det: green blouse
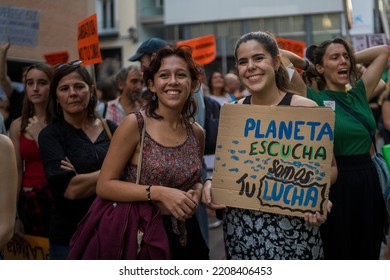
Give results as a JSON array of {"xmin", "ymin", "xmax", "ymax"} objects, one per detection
[{"xmin": 307, "ymin": 79, "xmax": 375, "ymax": 156}]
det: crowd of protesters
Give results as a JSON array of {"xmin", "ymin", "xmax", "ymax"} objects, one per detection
[{"xmin": 0, "ymin": 30, "xmax": 390, "ymax": 260}]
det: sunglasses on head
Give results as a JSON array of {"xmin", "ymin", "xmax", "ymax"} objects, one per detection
[{"xmin": 55, "ymin": 60, "xmax": 84, "ymax": 69}]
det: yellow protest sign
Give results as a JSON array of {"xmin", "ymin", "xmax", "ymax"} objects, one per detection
[
  {"xmin": 4, "ymin": 235, "xmax": 49, "ymax": 260},
  {"xmin": 212, "ymin": 104, "xmax": 335, "ymax": 218},
  {"xmin": 77, "ymin": 14, "xmax": 102, "ymax": 65}
]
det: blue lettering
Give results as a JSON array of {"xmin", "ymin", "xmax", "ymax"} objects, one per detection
[
  {"xmin": 306, "ymin": 121, "xmax": 321, "ymax": 141},
  {"xmin": 263, "ymin": 180, "xmax": 272, "ymax": 201},
  {"xmin": 317, "ymin": 123, "xmax": 334, "ymax": 141},
  {"xmin": 291, "ymin": 187, "xmax": 305, "ymax": 206},
  {"xmin": 265, "ymin": 120, "xmax": 277, "ymax": 138},
  {"xmin": 271, "ymin": 181, "xmax": 284, "ymax": 201},
  {"xmin": 293, "ymin": 121, "xmax": 305, "ymax": 140},
  {"xmin": 244, "ymin": 118, "xmax": 256, "ymax": 137},
  {"xmin": 254, "ymin": 120, "xmax": 264, "ymax": 138},
  {"xmin": 304, "ymin": 187, "xmax": 318, "ymax": 207},
  {"xmin": 283, "ymin": 184, "xmax": 294, "ymax": 205},
  {"xmin": 278, "ymin": 121, "xmax": 293, "ymax": 140}
]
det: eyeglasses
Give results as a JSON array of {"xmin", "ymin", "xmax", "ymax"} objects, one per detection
[{"xmin": 55, "ymin": 60, "xmax": 84, "ymax": 69}]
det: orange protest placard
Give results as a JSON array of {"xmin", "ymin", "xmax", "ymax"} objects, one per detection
[
  {"xmin": 176, "ymin": 34, "xmax": 216, "ymax": 65},
  {"xmin": 77, "ymin": 14, "xmax": 102, "ymax": 66},
  {"xmin": 276, "ymin": 37, "xmax": 306, "ymax": 58},
  {"xmin": 44, "ymin": 51, "xmax": 69, "ymax": 65}
]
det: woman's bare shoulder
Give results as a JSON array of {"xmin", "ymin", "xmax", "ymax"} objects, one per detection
[
  {"xmin": 0, "ymin": 134, "xmax": 14, "ymax": 155},
  {"xmin": 191, "ymin": 121, "xmax": 205, "ymax": 138},
  {"xmin": 290, "ymin": 94, "xmax": 318, "ymax": 107}
]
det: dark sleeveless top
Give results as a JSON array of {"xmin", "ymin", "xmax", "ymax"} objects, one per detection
[{"xmin": 241, "ymin": 92, "xmax": 293, "ymax": 105}]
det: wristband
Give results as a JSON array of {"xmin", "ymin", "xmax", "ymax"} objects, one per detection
[
  {"xmin": 146, "ymin": 185, "xmax": 152, "ymax": 201},
  {"xmin": 204, "ymin": 178, "xmax": 212, "ymax": 183}
]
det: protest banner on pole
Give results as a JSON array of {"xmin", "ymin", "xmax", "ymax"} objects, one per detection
[
  {"xmin": 77, "ymin": 14, "xmax": 102, "ymax": 65},
  {"xmin": 176, "ymin": 34, "xmax": 216, "ymax": 65}
]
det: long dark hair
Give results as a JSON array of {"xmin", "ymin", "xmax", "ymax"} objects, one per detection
[
  {"xmin": 143, "ymin": 45, "xmax": 200, "ymax": 120},
  {"xmin": 234, "ymin": 31, "xmax": 291, "ymax": 93},
  {"xmin": 20, "ymin": 63, "xmax": 55, "ymax": 132},
  {"xmin": 310, "ymin": 37, "xmax": 359, "ymax": 90},
  {"xmin": 48, "ymin": 63, "xmax": 97, "ymax": 121},
  {"xmin": 207, "ymin": 71, "xmax": 224, "ymax": 96}
]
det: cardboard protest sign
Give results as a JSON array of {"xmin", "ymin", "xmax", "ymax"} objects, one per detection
[
  {"xmin": 77, "ymin": 13, "xmax": 102, "ymax": 65},
  {"xmin": 176, "ymin": 34, "xmax": 216, "ymax": 65},
  {"xmin": 44, "ymin": 50, "xmax": 69, "ymax": 65},
  {"xmin": 4, "ymin": 235, "xmax": 49, "ymax": 260},
  {"xmin": 276, "ymin": 37, "xmax": 306, "ymax": 58},
  {"xmin": 212, "ymin": 104, "xmax": 335, "ymax": 218}
]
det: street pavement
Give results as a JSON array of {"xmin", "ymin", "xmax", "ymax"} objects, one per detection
[{"xmin": 208, "ymin": 211, "xmax": 225, "ymax": 260}]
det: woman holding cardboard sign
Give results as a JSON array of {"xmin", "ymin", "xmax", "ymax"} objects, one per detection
[
  {"xmin": 203, "ymin": 31, "xmax": 336, "ymax": 260},
  {"xmin": 281, "ymin": 39, "xmax": 388, "ymax": 259}
]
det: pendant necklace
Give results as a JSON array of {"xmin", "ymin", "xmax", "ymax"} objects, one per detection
[{"xmin": 173, "ymin": 118, "xmax": 183, "ymax": 144}]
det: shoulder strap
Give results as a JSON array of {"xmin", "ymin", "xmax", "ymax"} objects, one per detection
[
  {"xmin": 102, "ymin": 119, "xmax": 112, "ymax": 140},
  {"xmin": 243, "ymin": 95, "xmax": 251, "ymax": 104},
  {"xmin": 102, "ymin": 102, "xmax": 108, "ymax": 118},
  {"xmin": 278, "ymin": 92, "xmax": 293, "ymax": 106},
  {"xmin": 334, "ymin": 97, "xmax": 377, "ymax": 153},
  {"xmin": 136, "ymin": 115, "xmax": 146, "ymax": 185}
]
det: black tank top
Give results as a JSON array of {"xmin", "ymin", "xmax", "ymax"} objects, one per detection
[{"xmin": 241, "ymin": 92, "xmax": 293, "ymax": 105}]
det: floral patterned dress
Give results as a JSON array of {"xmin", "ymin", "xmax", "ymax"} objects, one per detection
[
  {"xmin": 223, "ymin": 94, "xmax": 324, "ymax": 260},
  {"xmin": 224, "ymin": 209, "xmax": 323, "ymax": 259},
  {"xmin": 125, "ymin": 112, "xmax": 209, "ymax": 259}
]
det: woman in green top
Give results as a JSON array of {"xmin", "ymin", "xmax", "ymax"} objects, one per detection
[{"xmin": 282, "ymin": 38, "xmax": 388, "ymax": 259}]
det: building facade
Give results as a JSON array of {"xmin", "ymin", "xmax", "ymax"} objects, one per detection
[
  {"xmin": 1, "ymin": 0, "xmax": 388, "ymax": 81},
  {"xmin": 1, "ymin": 0, "xmax": 138, "ymax": 82}
]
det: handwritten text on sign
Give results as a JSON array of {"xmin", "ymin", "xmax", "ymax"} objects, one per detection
[
  {"xmin": 0, "ymin": 6, "xmax": 40, "ymax": 47},
  {"xmin": 176, "ymin": 34, "xmax": 216, "ymax": 65},
  {"xmin": 211, "ymin": 104, "xmax": 335, "ymax": 218},
  {"xmin": 77, "ymin": 14, "xmax": 102, "ymax": 65},
  {"xmin": 4, "ymin": 235, "xmax": 49, "ymax": 260}
]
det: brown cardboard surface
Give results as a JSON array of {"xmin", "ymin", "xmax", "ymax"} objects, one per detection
[
  {"xmin": 212, "ymin": 104, "xmax": 335, "ymax": 218},
  {"xmin": 4, "ymin": 235, "xmax": 49, "ymax": 260}
]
